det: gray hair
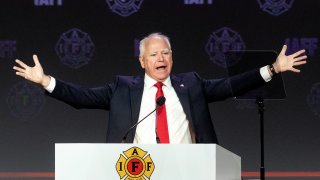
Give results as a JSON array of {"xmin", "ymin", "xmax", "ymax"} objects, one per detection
[{"xmin": 139, "ymin": 32, "xmax": 171, "ymax": 57}]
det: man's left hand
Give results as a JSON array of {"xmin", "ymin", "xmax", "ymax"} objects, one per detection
[{"xmin": 273, "ymin": 45, "xmax": 307, "ymax": 73}]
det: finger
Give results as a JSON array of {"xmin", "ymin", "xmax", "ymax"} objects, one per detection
[
  {"xmin": 293, "ymin": 61, "xmax": 307, "ymax": 66},
  {"xmin": 291, "ymin": 49, "xmax": 306, "ymax": 57},
  {"xmin": 16, "ymin": 71, "xmax": 31, "ymax": 80},
  {"xmin": 15, "ymin": 71, "xmax": 26, "ymax": 78},
  {"xmin": 280, "ymin": 45, "xmax": 287, "ymax": 55},
  {"xmin": 15, "ymin": 59, "xmax": 28, "ymax": 69},
  {"xmin": 291, "ymin": 68, "xmax": 301, "ymax": 73},
  {"xmin": 13, "ymin": 66, "xmax": 25, "ymax": 73},
  {"xmin": 33, "ymin": 54, "xmax": 40, "ymax": 66},
  {"xmin": 294, "ymin": 55, "xmax": 307, "ymax": 61}
]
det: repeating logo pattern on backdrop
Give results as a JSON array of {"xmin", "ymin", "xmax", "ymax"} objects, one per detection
[
  {"xmin": 7, "ymin": 81, "xmax": 45, "ymax": 119},
  {"xmin": 55, "ymin": 28, "xmax": 95, "ymax": 69},
  {"xmin": 34, "ymin": 0, "xmax": 63, "ymax": 6},
  {"xmin": 205, "ymin": 27, "xmax": 246, "ymax": 68},
  {"xmin": 106, "ymin": 0, "xmax": 144, "ymax": 17},
  {"xmin": 184, "ymin": 0, "xmax": 213, "ymax": 5},
  {"xmin": 285, "ymin": 38, "xmax": 318, "ymax": 57},
  {"xmin": 0, "ymin": 40, "xmax": 16, "ymax": 61},
  {"xmin": 134, "ymin": 38, "xmax": 140, "ymax": 57},
  {"xmin": 257, "ymin": 0, "xmax": 294, "ymax": 16},
  {"xmin": 307, "ymin": 82, "xmax": 320, "ymax": 117},
  {"xmin": 116, "ymin": 147, "xmax": 155, "ymax": 180}
]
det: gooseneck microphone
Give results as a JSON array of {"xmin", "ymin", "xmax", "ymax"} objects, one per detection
[{"xmin": 121, "ymin": 96, "xmax": 166, "ymax": 143}]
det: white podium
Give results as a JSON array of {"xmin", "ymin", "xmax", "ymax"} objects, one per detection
[{"xmin": 55, "ymin": 144, "xmax": 241, "ymax": 180}]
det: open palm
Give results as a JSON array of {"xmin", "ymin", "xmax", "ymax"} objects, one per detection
[
  {"xmin": 274, "ymin": 45, "xmax": 307, "ymax": 73},
  {"xmin": 13, "ymin": 55, "xmax": 50, "ymax": 87}
]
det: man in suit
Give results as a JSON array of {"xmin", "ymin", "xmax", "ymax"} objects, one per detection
[{"xmin": 13, "ymin": 33, "xmax": 307, "ymax": 144}]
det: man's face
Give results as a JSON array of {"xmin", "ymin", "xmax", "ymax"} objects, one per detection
[{"xmin": 139, "ymin": 36, "xmax": 173, "ymax": 82}]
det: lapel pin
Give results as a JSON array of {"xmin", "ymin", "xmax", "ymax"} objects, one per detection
[{"xmin": 180, "ymin": 84, "xmax": 184, "ymax": 87}]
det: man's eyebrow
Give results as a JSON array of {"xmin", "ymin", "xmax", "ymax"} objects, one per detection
[{"xmin": 149, "ymin": 49, "xmax": 170, "ymax": 53}]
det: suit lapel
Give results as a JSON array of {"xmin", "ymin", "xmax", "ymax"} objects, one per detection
[
  {"xmin": 171, "ymin": 74, "xmax": 192, "ymax": 122},
  {"xmin": 128, "ymin": 75, "xmax": 144, "ymax": 141}
]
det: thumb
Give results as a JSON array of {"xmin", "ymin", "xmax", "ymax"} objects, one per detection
[
  {"xmin": 280, "ymin": 45, "xmax": 287, "ymax": 55},
  {"xmin": 33, "ymin": 54, "xmax": 41, "ymax": 66}
]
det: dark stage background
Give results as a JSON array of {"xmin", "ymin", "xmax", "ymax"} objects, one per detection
[{"xmin": 1, "ymin": 0, "xmax": 320, "ymax": 179}]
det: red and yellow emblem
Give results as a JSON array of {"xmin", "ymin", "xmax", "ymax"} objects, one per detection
[{"xmin": 116, "ymin": 147, "xmax": 155, "ymax": 180}]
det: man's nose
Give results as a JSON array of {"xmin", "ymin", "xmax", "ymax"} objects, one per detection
[{"xmin": 158, "ymin": 54, "xmax": 164, "ymax": 61}]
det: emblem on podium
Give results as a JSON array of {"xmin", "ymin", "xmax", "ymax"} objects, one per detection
[{"xmin": 116, "ymin": 146, "xmax": 155, "ymax": 180}]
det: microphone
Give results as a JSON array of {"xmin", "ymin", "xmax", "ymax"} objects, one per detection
[{"xmin": 121, "ymin": 96, "xmax": 166, "ymax": 143}]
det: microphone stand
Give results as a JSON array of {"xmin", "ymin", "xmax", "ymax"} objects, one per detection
[
  {"xmin": 121, "ymin": 108, "xmax": 157, "ymax": 143},
  {"xmin": 256, "ymin": 97, "xmax": 265, "ymax": 180},
  {"xmin": 121, "ymin": 96, "xmax": 166, "ymax": 143}
]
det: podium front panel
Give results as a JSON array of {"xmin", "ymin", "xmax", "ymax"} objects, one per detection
[{"xmin": 55, "ymin": 144, "xmax": 241, "ymax": 180}]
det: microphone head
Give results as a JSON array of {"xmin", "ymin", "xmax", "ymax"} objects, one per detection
[{"xmin": 156, "ymin": 96, "xmax": 166, "ymax": 106}]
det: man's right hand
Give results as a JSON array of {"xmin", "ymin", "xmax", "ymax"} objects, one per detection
[{"xmin": 13, "ymin": 54, "xmax": 51, "ymax": 88}]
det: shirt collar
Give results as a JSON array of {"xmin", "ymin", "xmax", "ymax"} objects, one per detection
[{"xmin": 144, "ymin": 73, "xmax": 172, "ymax": 90}]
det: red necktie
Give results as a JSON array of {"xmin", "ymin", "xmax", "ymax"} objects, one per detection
[{"xmin": 154, "ymin": 82, "xmax": 170, "ymax": 143}]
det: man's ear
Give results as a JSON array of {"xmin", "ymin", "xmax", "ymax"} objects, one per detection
[{"xmin": 139, "ymin": 56, "xmax": 145, "ymax": 69}]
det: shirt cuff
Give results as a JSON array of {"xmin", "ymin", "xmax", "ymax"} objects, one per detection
[
  {"xmin": 44, "ymin": 76, "xmax": 56, "ymax": 93},
  {"xmin": 260, "ymin": 66, "xmax": 272, "ymax": 82}
]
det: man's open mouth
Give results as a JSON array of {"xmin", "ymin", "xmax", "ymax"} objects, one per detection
[{"xmin": 156, "ymin": 66, "xmax": 166, "ymax": 70}]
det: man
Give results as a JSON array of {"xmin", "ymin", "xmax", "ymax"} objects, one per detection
[{"xmin": 13, "ymin": 33, "xmax": 307, "ymax": 144}]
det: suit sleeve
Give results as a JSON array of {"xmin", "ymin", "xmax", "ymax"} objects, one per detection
[
  {"xmin": 200, "ymin": 68, "xmax": 266, "ymax": 102},
  {"xmin": 46, "ymin": 78, "xmax": 118, "ymax": 110}
]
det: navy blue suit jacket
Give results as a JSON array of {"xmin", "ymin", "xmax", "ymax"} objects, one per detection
[{"xmin": 48, "ymin": 69, "xmax": 265, "ymax": 143}]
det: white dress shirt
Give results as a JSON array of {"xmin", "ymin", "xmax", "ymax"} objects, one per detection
[{"xmin": 133, "ymin": 74, "xmax": 192, "ymax": 144}]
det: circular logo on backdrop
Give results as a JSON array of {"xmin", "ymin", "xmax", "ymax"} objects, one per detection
[
  {"xmin": 116, "ymin": 146, "xmax": 155, "ymax": 180},
  {"xmin": 6, "ymin": 81, "xmax": 45, "ymax": 119},
  {"xmin": 55, "ymin": 28, "xmax": 95, "ymax": 69},
  {"xmin": 205, "ymin": 27, "xmax": 246, "ymax": 68},
  {"xmin": 257, "ymin": 0, "xmax": 294, "ymax": 16},
  {"xmin": 307, "ymin": 82, "xmax": 320, "ymax": 117},
  {"xmin": 106, "ymin": 0, "xmax": 144, "ymax": 17}
]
